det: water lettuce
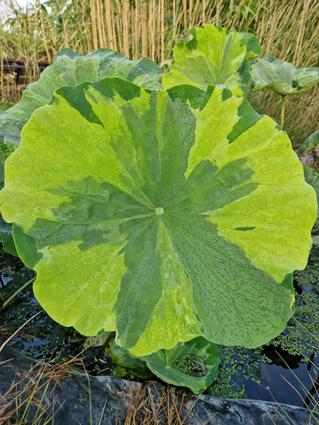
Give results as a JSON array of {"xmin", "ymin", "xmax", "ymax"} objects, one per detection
[
  {"xmin": 250, "ymin": 56, "xmax": 319, "ymax": 96},
  {"xmin": 0, "ymin": 78, "xmax": 315, "ymax": 358},
  {"xmin": 162, "ymin": 24, "xmax": 261, "ymax": 97}
]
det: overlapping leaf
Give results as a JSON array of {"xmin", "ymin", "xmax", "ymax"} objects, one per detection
[
  {"xmin": 0, "ymin": 103, "xmax": 14, "ymax": 115},
  {"xmin": 0, "ymin": 181, "xmax": 17, "ymax": 256},
  {"xmin": 297, "ymin": 130, "xmax": 319, "ymax": 155},
  {"xmin": 0, "ymin": 48, "xmax": 162, "ymax": 171},
  {"xmin": 251, "ymin": 55, "xmax": 319, "ymax": 96},
  {"xmin": 109, "ymin": 340, "xmax": 153, "ymax": 379},
  {"xmin": 303, "ymin": 166, "xmax": 319, "ymax": 216},
  {"xmin": 0, "ymin": 78, "xmax": 316, "ymax": 356},
  {"xmin": 162, "ymin": 24, "xmax": 261, "ymax": 97}
]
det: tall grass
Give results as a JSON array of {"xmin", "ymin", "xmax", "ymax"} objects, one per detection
[
  {"xmin": 1, "ymin": 0, "xmax": 319, "ymax": 142},
  {"xmin": 2, "ymin": 0, "xmax": 319, "ymax": 66}
]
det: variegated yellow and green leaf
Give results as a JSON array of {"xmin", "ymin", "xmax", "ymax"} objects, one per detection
[
  {"xmin": 251, "ymin": 55, "xmax": 319, "ymax": 96},
  {"xmin": 0, "ymin": 79, "xmax": 316, "ymax": 356},
  {"xmin": 0, "ymin": 48, "xmax": 162, "ymax": 184},
  {"xmin": 0, "ymin": 49, "xmax": 162, "ymax": 255},
  {"xmin": 162, "ymin": 24, "xmax": 261, "ymax": 97}
]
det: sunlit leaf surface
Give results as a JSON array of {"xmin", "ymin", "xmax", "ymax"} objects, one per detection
[
  {"xmin": 0, "ymin": 79, "xmax": 315, "ymax": 356},
  {"xmin": 0, "ymin": 48, "xmax": 162, "ymax": 181},
  {"xmin": 163, "ymin": 24, "xmax": 261, "ymax": 97}
]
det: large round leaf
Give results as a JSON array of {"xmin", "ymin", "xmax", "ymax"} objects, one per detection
[
  {"xmin": 162, "ymin": 24, "xmax": 261, "ymax": 97},
  {"xmin": 251, "ymin": 55, "xmax": 319, "ymax": 96},
  {"xmin": 0, "ymin": 78, "xmax": 316, "ymax": 356}
]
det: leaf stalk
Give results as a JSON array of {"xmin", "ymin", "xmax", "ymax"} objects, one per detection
[
  {"xmin": 281, "ymin": 95, "xmax": 286, "ymax": 129},
  {"xmin": 2, "ymin": 277, "xmax": 35, "ymax": 310}
]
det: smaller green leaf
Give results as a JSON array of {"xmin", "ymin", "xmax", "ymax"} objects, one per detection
[
  {"xmin": 303, "ymin": 166, "xmax": 319, "ymax": 217},
  {"xmin": 251, "ymin": 56, "xmax": 319, "ymax": 96},
  {"xmin": 0, "ymin": 214, "xmax": 17, "ymax": 256},
  {"xmin": 109, "ymin": 341, "xmax": 153, "ymax": 379},
  {"xmin": 0, "ymin": 102, "xmax": 14, "ymax": 115},
  {"xmin": 297, "ymin": 130, "xmax": 319, "ymax": 155},
  {"xmin": 140, "ymin": 337, "xmax": 220, "ymax": 394}
]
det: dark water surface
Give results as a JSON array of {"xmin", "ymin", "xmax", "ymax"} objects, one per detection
[{"xmin": 1, "ymin": 245, "xmax": 319, "ymax": 408}]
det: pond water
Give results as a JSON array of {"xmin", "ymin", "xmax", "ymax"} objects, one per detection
[{"xmin": 1, "ymin": 244, "xmax": 318, "ymax": 409}]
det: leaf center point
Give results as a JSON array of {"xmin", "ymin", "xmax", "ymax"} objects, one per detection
[{"xmin": 155, "ymin": 207, "xmax": 164, "ymax": 216}]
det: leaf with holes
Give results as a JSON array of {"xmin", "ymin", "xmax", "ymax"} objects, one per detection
[
  {"xmin": 0, "ymin": 78, "xmax": 316, "ymax": 357},
  {"xmin": 162, "ymin": 24, "xmax": 261, "ymax": 97}
]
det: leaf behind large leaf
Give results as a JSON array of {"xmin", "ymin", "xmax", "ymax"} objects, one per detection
[
  {"xmin": 162, "ymin": 24, "xmax": 261, "ymax": 97},
  {"xmin": 251, "ymin": 55, "xmax": 319, "ymax": 95}
]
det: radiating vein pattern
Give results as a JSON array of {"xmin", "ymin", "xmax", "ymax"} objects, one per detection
[{"xmin": 0, "ymin": 78, "xmax": 316, "ymax": 356}]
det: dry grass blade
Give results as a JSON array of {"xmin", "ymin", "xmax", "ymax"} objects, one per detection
[
  {"xmin": 0, "ymin": 310, "xmax": 43, "ymax": 354},
  {"xmin": 0, "ymin": 348, "xmax": 81, "ymax": 424},
  {"xmin": 1, "ymin": 0, "xmax": 319, "ymax": 144}
]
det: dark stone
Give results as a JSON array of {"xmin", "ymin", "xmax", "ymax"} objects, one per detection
[{"xmin": 1, "ymin": 340, "xmax": 319, "ymax": 424}]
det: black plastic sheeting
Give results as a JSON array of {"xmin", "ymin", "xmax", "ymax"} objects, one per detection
[{"xmin": 1, "ymin": 340, "xmax": 318, "ymax": 424}]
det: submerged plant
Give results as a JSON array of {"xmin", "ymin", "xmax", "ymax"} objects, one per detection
[
  {"xmin": 162, "ymin": 24, "xmax": 261, "ymax": 97},
  {"xmin": 250, "ymin": 56, "xmax": 319, "ymax": 128}
]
